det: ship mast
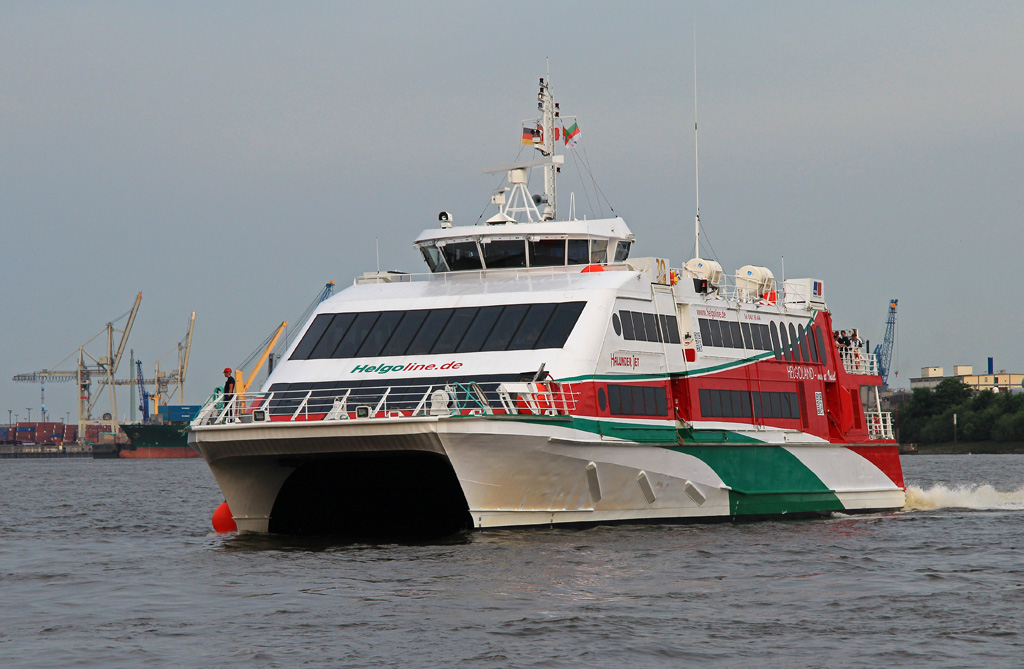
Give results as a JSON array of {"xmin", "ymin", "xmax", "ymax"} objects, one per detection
[{"xmin": 537, "ymin": 74, "xmax": 558, "ymax": 220}]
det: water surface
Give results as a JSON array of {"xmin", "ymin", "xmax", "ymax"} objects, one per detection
[{"xmin": 1, "ymin": 456, "xmax": 1022, "ymax": 667}]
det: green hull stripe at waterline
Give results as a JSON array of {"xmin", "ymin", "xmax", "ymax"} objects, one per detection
[
  {"xmin": 673, "ymin": 445, "xmax": 844, "ymax": 516},
  {"xmin": 487, "ymin": 413, "xmax": 771, "ymax": 445},
  {"xmin": 479, "ymin": 415, "xmax": 848, "ymax": 516}
]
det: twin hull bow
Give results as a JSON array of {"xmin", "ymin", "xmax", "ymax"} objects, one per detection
[{"xmin": 191, "ymin": 412, "xmax": 903, "ymax": 535}]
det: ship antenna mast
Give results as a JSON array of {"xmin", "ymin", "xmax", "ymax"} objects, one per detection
[
  {"xmin": 693, "ymin": 18, "xmax": 701, "ymax": 260},
  {"xmin": 539, "ymin": 64, "xmax": 557, "ymax": 220}
]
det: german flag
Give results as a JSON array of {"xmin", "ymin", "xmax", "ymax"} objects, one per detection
[{"xmin": 522, "ymin": 126, "xmax": 537, "ymax": 145}]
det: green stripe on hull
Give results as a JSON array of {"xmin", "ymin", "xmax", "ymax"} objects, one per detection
[
  {"xmin": 672, "ymin": 445, "xmax": 845, "ymax": 516},
  {"xmin": 485, "ymin": 414, "xmax": 846, "ymax": 516},
  {"xmin": 680, "ymin": 429, "xmax": 764, "ymax": 444},
  {"xmin": 509, "ymin": 415, "xmax": 678, "ymax": 443},
  {"xmin": 487, "ymin": 414, "xmax": 768, "ymax": 445}
]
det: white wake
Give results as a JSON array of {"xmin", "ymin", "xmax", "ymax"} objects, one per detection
[{"xmin": 904, "ymin": 483, "xmax": 1024, "ymax": 511}]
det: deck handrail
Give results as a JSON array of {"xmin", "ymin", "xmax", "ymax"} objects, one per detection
[{"xmin": 191, "ymin": 380, "xmax": 580, "ymax": 426}]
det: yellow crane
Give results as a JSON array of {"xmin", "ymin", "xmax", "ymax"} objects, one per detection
[{"xmin": 235, "ymin": 321, "xmax": 288, "ymax": 394}]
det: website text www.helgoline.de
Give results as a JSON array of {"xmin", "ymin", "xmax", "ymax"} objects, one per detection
[{"xmin": 351, "ymin": 361, "xmax": 464, "ymax": 374}]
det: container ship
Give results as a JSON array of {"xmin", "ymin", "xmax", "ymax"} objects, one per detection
[
  {"xmin": 120, "ymin": 405, "xmax": 202, "ymax": 458},
  {"xmin": 188, "ymin": 75, "xmax": 905, "ymax": 536}
]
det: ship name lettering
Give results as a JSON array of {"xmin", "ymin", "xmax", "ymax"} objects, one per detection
[
  {"xmin": 610, "ymin": 353, "xmax": 640, "ymax": 369},
  {"xmin": 787, "ymin": 365, "xmax": 817, "ymax": 380},
  {"xmin": 351, "ymin": 361, "xmax": 463, "ymax": 374}
]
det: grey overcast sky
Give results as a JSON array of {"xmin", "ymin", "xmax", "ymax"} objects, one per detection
[{"xmin": 2, "ymin": 1, "xmax": 1023, "ymax": 422}]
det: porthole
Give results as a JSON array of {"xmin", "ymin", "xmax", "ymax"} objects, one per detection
[
  {"xmin": 598, "ymin": 387, "xmax": 607, "ymax": 411},
  {"xmin": 612, "ymin": 313, "xmax": 621, "ymax": 336}
]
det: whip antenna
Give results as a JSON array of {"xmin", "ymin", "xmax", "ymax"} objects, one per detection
[{"xmin": 693, "ymin": 16, "xmax": 701, "ymax": 260}]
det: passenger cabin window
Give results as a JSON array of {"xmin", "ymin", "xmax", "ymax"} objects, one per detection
[
  {"xmin": 590, "ymin": 239, "xmax": 608, "ymax": 264},
  {"xmin": 291, "ymin": 302, "xmax": 586, "ymax": 360},
  {"xmin": 699, "ymin": 389, "xmax": 800, "ymax": 420},
  {"xmin": 607, "ymin": 384, "xmax": 668, "ymax": 417},
  {"xmin": 481, "ymin": 239, "xmax": 527, "ymax": 268},
  {"xmin": 618, "ymin": 310, "xmax": 680, "ymax": 344},
  {"xmin": 441, "ymin": 242, "xmax": 483, "ymax": 271},
  {"xmin": 697, "ymin": 318, "xmax": 774, "ymax": 354}
]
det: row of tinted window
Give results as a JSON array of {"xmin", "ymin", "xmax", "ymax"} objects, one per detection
[
  {"xmin": 613, "ymin": 311, "xmax": 681, "ymax": 344},
  {"xmin": 772, "ymin": 323, "xmax": 829, "ymax": 365},
  {"xmin": 698, "ymin": 319, "xmax": 772, "ymax": 352},
  {"xmin": 290, "ymin": 302, "xmax": 586, "ymax": 360},
  {"xmin": 266, "ymin": 375, "xmax": 519, "ymax": 416},
  {"xmin": 421, "ymin": 238, "xmax": 632, "ymax": 272},
  {"xmin": 699, "ymin": 318, "xmax": 829, "ymax": 366},
  {"xmin": 699, "ymin": 389, "xmax": 801, "ymax": 420},
  {"xmin": 596, "ymin": 384, "xmax": 669, "ymax": 417}
]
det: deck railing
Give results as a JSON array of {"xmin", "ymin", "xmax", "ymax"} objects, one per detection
[
  {"xmin": 840, "ymin": 350, "xmax": 878, "ymax": 376},
  {"xmin": 865, "ymin": 410, "xmax": 895, "ymax": 440},
  {"xmin": 192, "ymin": 380, "xmax": 580, "ymax": 427}
]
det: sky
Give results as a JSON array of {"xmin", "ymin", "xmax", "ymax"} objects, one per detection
[{"xmin": 2, "ymin": 1, "xmax": 1023, "ymax": 423}]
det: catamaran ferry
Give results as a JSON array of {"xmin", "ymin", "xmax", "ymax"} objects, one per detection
[{"xmin": 189, "ymin": 76, "xmax": 905, "ymax": 535}]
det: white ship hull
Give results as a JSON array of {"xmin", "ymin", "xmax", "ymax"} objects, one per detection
[{"xmin": 190, "ymin": 414, "xmax": 903, "ymax": 534}]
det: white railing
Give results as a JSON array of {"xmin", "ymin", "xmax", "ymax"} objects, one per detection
[
  {"xmin": 865, "ymin": 411, "xmax": 894, "ymax": 440},
  {"xmin": 841, "ymin": 350, "xmax": 879, "ymax": 376},
  {"xmin": 192, "ymin": 380, "xmax": 580, "ymax": 427}
]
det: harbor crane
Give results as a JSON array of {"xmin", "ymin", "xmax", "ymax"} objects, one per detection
[
  {"xmin": 264, "ymin": 280, "xmax": 336, "ymax": 378},
  {"xmin": 872, "ymin": 298, "xmax": 899, "ymax": 387},
  {"xmin": 147, "ymin": 311, "xmax": 196, "ymax": 409},
  {"xmin": 136, "ymin": 359, "xmax": 152, "ymax": 423},
  {"xmin": 12, "ymin": 292, "xmax": 142, "ymax": 442},
  {"xmin": 235, "ymin": 321, "xmax": 288, "ymax": 395}
]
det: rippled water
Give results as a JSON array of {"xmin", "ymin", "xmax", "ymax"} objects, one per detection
[{"xmin": 1, "ymin": 456, "xmax": 1022, "ymax": 667}]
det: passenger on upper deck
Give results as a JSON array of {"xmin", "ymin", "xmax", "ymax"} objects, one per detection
[
  {"xmin": 849, "ymin": 329, "xmax": 863, "ymax": 370},
  {"xmin": 222, "ymin": 368, "xmax": 235, "ymax": 417}
]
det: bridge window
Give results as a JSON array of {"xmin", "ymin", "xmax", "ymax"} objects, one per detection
[
  {"xmin": 420, "ymin": 245, "xmax": 448, "ymax": 273},
  {"xmin": 529, "ymin": 239, "xmax": 566, "ymax": 267},
  {"xmin": 614, "ymin": 241, "xmax": 632, "ymax": 262},
  {"xmin": 481, "ymin": 240, "xmax": 527, "ymax": 269},
  {"xmin": 567, "ymin": 239, "xmax": 590, "ymax": 265},
  {"xmin": 441, "ymin": 242, "xmax": 483, "ymax": 271}
]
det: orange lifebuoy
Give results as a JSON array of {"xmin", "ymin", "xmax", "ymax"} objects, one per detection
[
  {"xmin": 535, "ymin": 383, "xmax": 553, "ymax": 411},
  {"xmin": 581, "ymin": 264, "xmax": 604, "ymax": 273}
]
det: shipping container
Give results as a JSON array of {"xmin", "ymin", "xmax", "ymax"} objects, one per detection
[{"xmin": 159, "ymin": 405, "xmax": 202, "ymax": 422}]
